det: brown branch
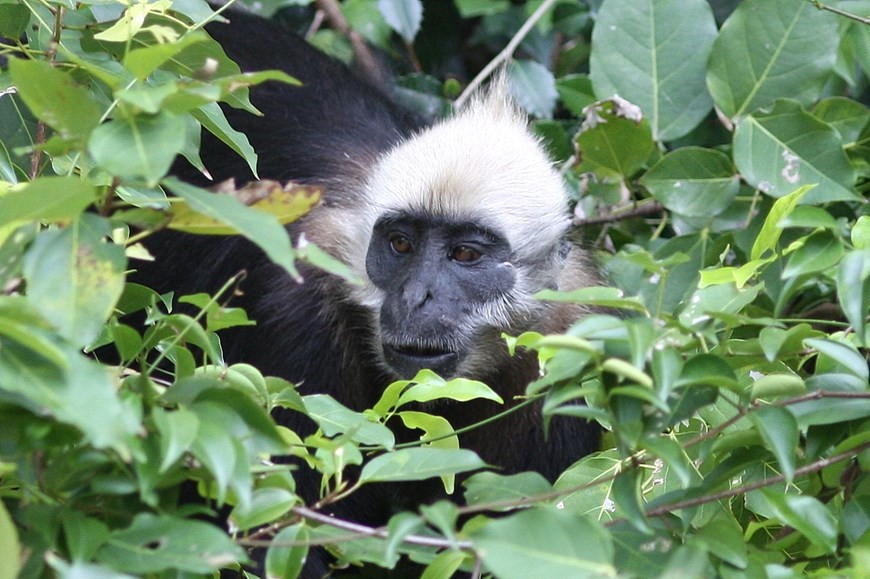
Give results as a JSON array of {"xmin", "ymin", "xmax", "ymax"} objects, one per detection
[
  {"xmin": 29, "ymin": 5, "xmax": 64, "ymax": 180},
  {"xmin": 572, "ymin": 201, "xmax": 664, "ymax": 227},
  {"xmin": 241, "ymin": 505, "xmax": 475, "ymax": 551},
  {"xmin": 644, "ymin": 440, "xmax": 870, "ymax": 519},
  {"xmin": 454, "ymin": 0, "xmax": 559, "ymax": 108}
]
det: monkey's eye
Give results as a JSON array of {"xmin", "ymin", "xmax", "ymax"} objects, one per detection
[
  {"xmin": 389, "ymin": 234, "xmax": 414, "ymax": 255},
  {"xmin": 450, "ymin": 245, "xmax": 481, "ymax": 263}
]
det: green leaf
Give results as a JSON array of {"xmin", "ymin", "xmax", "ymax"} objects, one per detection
[
  {"xmin": 192, "ymin": 102, "xmax": 258, "ymax": 177},
  {"xmin": 304, "ymin": 394, "xmax": 395, "ymax": 448},
  {"xmin": 611, "ymin": 470, "xmax": 651, "ymax": 533},
  {"xmin": 749, "ymin": 373, "xmax": 806, "ymax": 400},
  {"xmin": 575, "ymin": 97, "xmax": 655, "ymax": 180},
  {"xmin": 508, "ymin": 59, "xmax": 557, "ymax": 119},
  {"xmin": 472, "ymin": 508, "xmax": 614, "ymax": 578},
  {"xmin": 421, "ymin": 550, "xmax": 468, "ymax": 579},
  {"xmin": 89, "ymin": 112, "xmax": 187, "ymax": 184},
  {"xmin": 359, "ymin": 448, "xmax": 485, "ymax": 483},
  {"xmin": 805, "ymin": 338, "xmax": 869, "ymax": 381},
  {"xmin": 758, "ymin": 491, "xmax": 838, "ymax": 553},
  {"xmin": 758, "ymin": 323, "xmax": 820, "ymax": 362},
  {"xmin": 454, "ymin": 0, "xmax": 509, "ymax": 18},
  {"xmin": 659, "ymin": 544, "xmax": 709, "ymax": 579},
  {"xmin": 62, "ymin": 512, "xmax": 111, "ymax": 562},
  {"xmin": 843, "ymin": 496, "xmax": 870, "ymax": 545},
  {"xmin": 790, "ymin": 394, "xmax": 870, "ymax": 427},
  {"xmin": 556, "ymin": 74, "xmax": 596, "ymax": 116},
  {"xmin": 836, "ymin": 250, "xmax": 870, "ymax": 346},
  {"xmin": 640, "ymin": 148, "xmax": 739, "ymax": 218},
  {"xmin": 97, "ymin": 513, "xmax": 247, "ymax": 573},
  {"xmin": 8, "ymin": 58, "xmax": 102, "ymax": 143},
  {"xmin": 397, "ymin": 411, "xmax": 459, "ymax": 491},
  {"xmin": 590, "ymin": 0, "xmax": 716, "ymax": 140},
  {"xmin": 169, "ymin": 182, "xmax": 321, "ymax": 234},
  {"xmin": 706, "ymin": 0, "xmax": 840, "ymax": 120},
  {"xmin": 0, "ymin": 500, "xmax": 20, "ymax": 579},
  {"xmin": 45, "ymin": 556, "xmax": 137, "ymax": 579},
  {"xmin": 188, "ymin": 403, "xmax": 240, "ymax": 504},
  {"xmin": 679, "ymin": 283, "xmax": 762, "ymax": 326},
  {"xmin": 396, "ymin": 372, "xmax": 503, "ymax": 406},
  {"xmin": 812, "ymin": 97, "xmax": 870, "ymax": 146},
  {"xmin": 229, "ymin": 488, "xmax": 297, "ymax": 531},
  {"xmin": 852, "ymin": 216, "xmax": 870, "ymax": 249},
  {"xmin": 151, "ymin": 407, "xmax": 200, "ymax": 473},
  {"xmin": 782, "ymin": 230, "xmax": 844, "ymax": 278},
  {"xmin": 163, "ymin": 177, "xmax": 300, "ymax": 281},
  {"xmin": 22, "ymin": 216, "xmax": 127, "ymax": 348},
  {"xmin": 674, "ymin": 353, "xmax": 738, "ymax": 392},
  {"xmin": 693, "ymin": 516, "xmax": 748, "ymax": 569},
  {"xmin": 749, "ymin": 406, "xmax": 798, "ymax": 482},
  {"xmin": 385, "ymin": 512, "xmax": 425, "ymax": 564},
  {"xmin": 733, "ymin": 100, "xmax": 857, "ymax": 204},
  {"xmin": 265, "ymin": 523, "xmax": 308, "ymax": 579},
  {"xmin": 123, "ymin": 31, "xmax": 209, "ymax": 80},
  {"xmin": 0, "ymin": 177, "xmax": 98, "ymax": 228},
  {"xmin": 0, "ymin": 339, "xmax": 140, "ymax": 458},
  {"xmin": 0, "ymin": 4, "xmax": 30, "ymax": 38},
  {"xmin": 344, "ymin": 0, "xmax": 392, "ymax": 48},
  {"xmin": 536, "ymin": 286, "xmax": 648, "ymax": 314},
  {"xmin": 750, "ymin": 184, "xmax": 812, "ymax": 261},
  {"xmin": 377, "ymin": 0, "xmax": 422, "ymax": 41},
  {"xmin": 463, "ymin": 471, "xmax": 552, "ymax": 508}
]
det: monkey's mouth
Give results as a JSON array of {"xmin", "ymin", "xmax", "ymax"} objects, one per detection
[{"xmin": 382, "ymin": 343, "xmax": 458, "ymax": 377}]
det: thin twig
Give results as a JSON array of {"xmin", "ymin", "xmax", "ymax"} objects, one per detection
[
  {"xmin": 29, "ymin": 5, "xmax": 64, "ymax": 180},
  {"xmin": 454, "ymin": 0, "xmax": 558, "ymax": 108},
  {"xmin": 242, "ymin": 505, "xmax": 475, "ymax": 551},
  {"xmin": 809, "ymin": 0, "xmax": 870, "ymax": 24},
  {"xmin": 644, "ymin": 440, "xmax": 870, "ymax": 518}
]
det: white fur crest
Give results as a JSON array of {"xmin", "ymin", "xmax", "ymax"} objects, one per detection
[{"xmin": 347, "ymin": 81, "xmax": 570, "ymax": 271}]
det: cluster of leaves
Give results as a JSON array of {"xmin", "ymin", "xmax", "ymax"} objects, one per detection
[{"xmin": 0, "ymin": 0, "xmax": 869, "ymax": 578}]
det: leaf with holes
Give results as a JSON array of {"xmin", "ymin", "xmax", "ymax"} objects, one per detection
[{"xmin": 590, "ymin": 0, "xmax": 716, "ymax": 140}]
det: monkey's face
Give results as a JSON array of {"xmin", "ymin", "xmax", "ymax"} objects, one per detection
[{"xmin": 364, "ymin": 211, "xmax": 520, "ymax": 379}]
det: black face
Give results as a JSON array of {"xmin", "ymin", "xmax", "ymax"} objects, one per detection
[{"xmin": 365, "ymin": 212, "xmax": 517, "ymax": 378}]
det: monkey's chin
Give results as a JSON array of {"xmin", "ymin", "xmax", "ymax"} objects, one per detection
[{"xmin": 382, "ymin": 343, "xmax": 459, "ymax": 379}]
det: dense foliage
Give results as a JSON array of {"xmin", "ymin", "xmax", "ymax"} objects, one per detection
[{"xmin": 1, "ymin": 0, "xmax": 869, "ymax": 577}]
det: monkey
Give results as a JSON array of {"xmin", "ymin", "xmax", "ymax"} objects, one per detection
[{"xmin": 134, "ymin": 5, "xmax": 601, "ymax": 575}]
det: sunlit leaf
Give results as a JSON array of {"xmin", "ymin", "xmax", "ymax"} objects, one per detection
[{"xmin": 359, "ymin": 448, "xmax": 485, "ymax": 484}]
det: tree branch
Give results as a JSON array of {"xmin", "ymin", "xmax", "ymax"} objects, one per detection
[
  {"xmin": 644, "ymin": 440, "xmax": 870, "ymax": 518},
  {"xmin": 572, "ymin": 201, "xmax": 664, "ymax": 227},
  {"xmin": 454, "ymin": 0, "xmax": 558, "ymax": 108}
]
